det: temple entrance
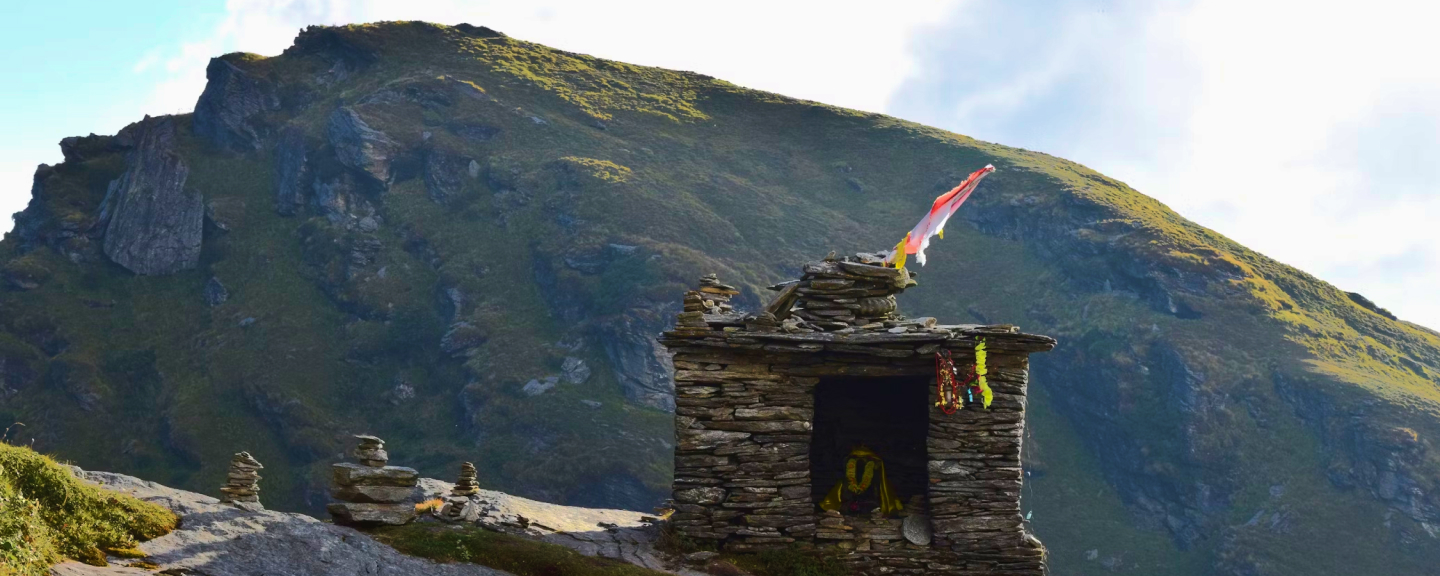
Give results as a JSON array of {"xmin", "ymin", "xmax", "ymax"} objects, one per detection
[{"xmin": 810, "ymin": 375, "xmax": 929, "ymax": 513}]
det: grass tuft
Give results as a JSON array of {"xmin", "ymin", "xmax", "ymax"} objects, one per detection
[{"xmin": 0, "ymin": 442, "xmax": 176, "ymax": 575}]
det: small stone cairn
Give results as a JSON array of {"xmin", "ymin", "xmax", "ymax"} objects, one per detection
[
  {"xmin": 440, "ymin": 461, "xmax": 480, "ymax": 521},
  {"xmin": 675, "ymin": 273, "xmax": 739, "ymax": 331},
  {"xmin": 218, "ymin": 451, "xmax": 263, "ymax": 508},
  {"xmin": 327, "ymin": 435, "xmax": 418, "ymax": 526}
]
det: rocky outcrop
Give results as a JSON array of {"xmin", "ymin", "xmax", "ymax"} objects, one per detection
[
  {"xmin": 327, "ymin": 107, "xmax": 399, "ymax": 186},
  {"xmin": 424, "ymin": 149, "xmax": 469, "ymax": 204},
  {"xmin": 101, "ymin": 116, "xmax": 203, "ymax": 276},
  {"xmin": 51, "ymin": 467, "xmax": 509, "ymax": 576},
  {"xmin": 272, "ymin": 126, "xmax": 309, "ymax": 215},
  {"xmin": 192, "ymin": 58, "xmax": 281, "ymax": 152},
  {"xmin": 203, "ymin": 276, "xmax": 228, "ymax": 306},
  {"xmin": 417, "ymin": 478, "xmax": 687, "ymax": 575},
  {"xmin": 1275, "ymin": 372, "xmax": 1440, "ymax": 540},
  {"xmin": 597, "ymin": 311, "xmax": 676, "ymax": 411}
]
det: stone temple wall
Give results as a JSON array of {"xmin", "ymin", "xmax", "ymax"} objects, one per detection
[{"xmin": 660, "ymin": 257, "xmax": 1055, "ymax": 575}]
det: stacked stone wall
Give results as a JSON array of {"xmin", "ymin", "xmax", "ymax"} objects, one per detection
[{"xmin": 665, "ymin": 333, "xmax": 1050, "ymax": 574}]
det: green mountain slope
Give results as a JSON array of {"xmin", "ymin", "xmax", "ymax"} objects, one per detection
[{"xmin": 3, "ymin": 22, "xmax": 1439, "ymax": 576}]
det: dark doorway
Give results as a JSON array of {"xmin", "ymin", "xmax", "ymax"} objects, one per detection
[{"xmin": 810, "ymin": 375, "xmax": 929, "ymax": 508}]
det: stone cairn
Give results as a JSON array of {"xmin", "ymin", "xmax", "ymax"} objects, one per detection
[
  {"xmin": 218, "ymin": 451, "xmax": 263, "ymax": 508},
  {"xmin": 676, "ymin": 273, "xmax": 740, "ymax": 331},
  {"xmin": 453, "ymin": 461, "xmax": 480, "ymax": 495},
  {"xmin": 328, "ymin": 435, "xmax": 418, "ymax": 526},
  {"xmin": 754, "ymin": 252, "xmax": 923, "ymax": 333},
  {"xmin": 440, "ymin": 462, "xmax": 480, "ymax": 521}
]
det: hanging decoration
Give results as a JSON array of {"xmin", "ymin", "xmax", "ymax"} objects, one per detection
[
  {"xmin": 973, "ymin": 339, "xmax": 993, "ymax": 409},
  {"xmin": 934, "ymin": 349, "xmax": 965, "ymax": 414},
  {"xmin": 934, "ymin": 341, "xmax": 994, "ymax": 412}
]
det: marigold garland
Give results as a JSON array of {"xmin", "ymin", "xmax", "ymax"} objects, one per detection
[
  {"xmin": 974, "ymin": 339, "xmax": 993, "ymax": 409},
  {"xmin": 845, "ymin": 458, "xmax": 877, "ymax": 493},
  {"xmin": 935, "ymin": 349, "xmax": 964, "ymax": 414}
]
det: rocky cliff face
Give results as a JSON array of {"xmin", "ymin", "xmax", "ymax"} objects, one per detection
[
  {"xmin": 4, "ymin": 22, "xmax": 1440, "ymax": 576},
  {"xmin": 193, "ymin": 57, "xmax": 281, "ymax": 153},
  {"xmin": 98, "ymin": 116, "xmax": 204, "ymax": 275}
]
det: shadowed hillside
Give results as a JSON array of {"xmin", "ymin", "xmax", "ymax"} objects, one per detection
[{"xmin": 4, "ymin": 21, "xmax": 1439, "ymax": 576}]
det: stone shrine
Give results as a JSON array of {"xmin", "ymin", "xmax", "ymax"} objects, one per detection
[{"xmin": 660, "ymin": 252, "xmax": 1056, "ymax": 575}]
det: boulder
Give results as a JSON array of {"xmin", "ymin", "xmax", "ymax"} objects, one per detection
[
  {"xmin": 101, "ymin": 116, "xmax": 204, "ymax": 276},
  {"xmin": 561, "ymin": 356, "xmax": 591, "ymax": 385},
  {"xmin": 327, "ymin": 106, "xmax": 399, "ymax": 186},
  {"xmin": 522, "ymin": 376, "xmax": 559, "ymax": 396},
  {"xmin": 204, "ymin": 277, "xmax": 229, "ymax": 306},
  {"xmin": 192, "ymin": 58, "xmax": 281, "ymax": 152}
]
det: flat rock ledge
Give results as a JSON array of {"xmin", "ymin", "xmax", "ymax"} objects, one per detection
[
  {"xmin": 416, "ymin": 478, "xmax": 708, "ymax": 576},
  {"xmin": 50, "ymin": 467, "xmax": 510, "ymax": 576}
]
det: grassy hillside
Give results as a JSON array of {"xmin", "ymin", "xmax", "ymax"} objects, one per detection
[
  {"xmin": 0, "ymin": 442, "xmax": 176, "ymax": 574},
  {"xmin": 3, "ymin": 21, "xmax": 1439, "ymax": 575}
]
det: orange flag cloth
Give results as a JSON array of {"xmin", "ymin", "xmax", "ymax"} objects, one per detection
[{"xmin": 885, "ymin": 164, "xmax": 995, "ymax": 268}]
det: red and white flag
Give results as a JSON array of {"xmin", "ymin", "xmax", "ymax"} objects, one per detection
[{"xmin": 885, "ymin": 164, "xmax": 995, "ymax": 268}]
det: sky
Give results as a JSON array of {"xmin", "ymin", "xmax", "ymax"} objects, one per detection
[{"xmin": 2, "ymin": 0, "xmax": 1437, "ymax": 329}]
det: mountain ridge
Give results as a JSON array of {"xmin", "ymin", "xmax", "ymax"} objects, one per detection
[{"xmin": 3, "ymin": 21, "xmax": 1439, "ymax": 576}]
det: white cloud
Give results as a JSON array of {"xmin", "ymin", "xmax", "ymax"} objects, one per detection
[{"xmin": 891, "ymin": 0, "xmax": 1440, "ymax": 329}]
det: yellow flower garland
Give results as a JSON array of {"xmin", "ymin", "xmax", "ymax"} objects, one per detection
[
  {"xmin": 975, "ymin": 339, "xmax": 993, "ymax": 409},
  {"xmin": 845, "ymin": 458, "xmax": 877, "ymax": 493}
]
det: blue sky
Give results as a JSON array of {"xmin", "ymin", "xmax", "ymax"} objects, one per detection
[{"xmin": 3, "ymin": 0, "xmax": 1437, "ymax": 330}]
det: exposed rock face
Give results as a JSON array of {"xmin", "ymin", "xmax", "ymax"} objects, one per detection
[
  {"xmin": 204, "ymin": 276, "xmax": 229, "ymax": 306},
  {"xmin": 561, "ymin": 356, "xmax": 591, "ymax": 385},
  {"xmin": 310, "ymin": 172, "xmax": 363, "ymax": 222},
  {"xmin": 327, "ymin": 106, "xmax": 399, "ymax": 186},
  {"xmin": 441, "ymin": 321, "xmax": 487, "ymax": 357},
  {"xmin": 598, "ymin": 312, "xmax": 677, "ymax": 411},
  {"xmin": 192, "ymin": 58, "xmax": 280, "ymax": 152},
  {"xmin": 272, "ymin": 126, "xmax": 309, "ymax": 215},
  {"xmin": 1276, "ymin": 373, "xmax": 1440, "ymax": 540},
  {"xmin": 424, "ymin": 149, "xmax": 469, "ymax": 204},
  {"xmin": 101, "ymin": 116, "xmax": 203, "ymax": 276}
]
